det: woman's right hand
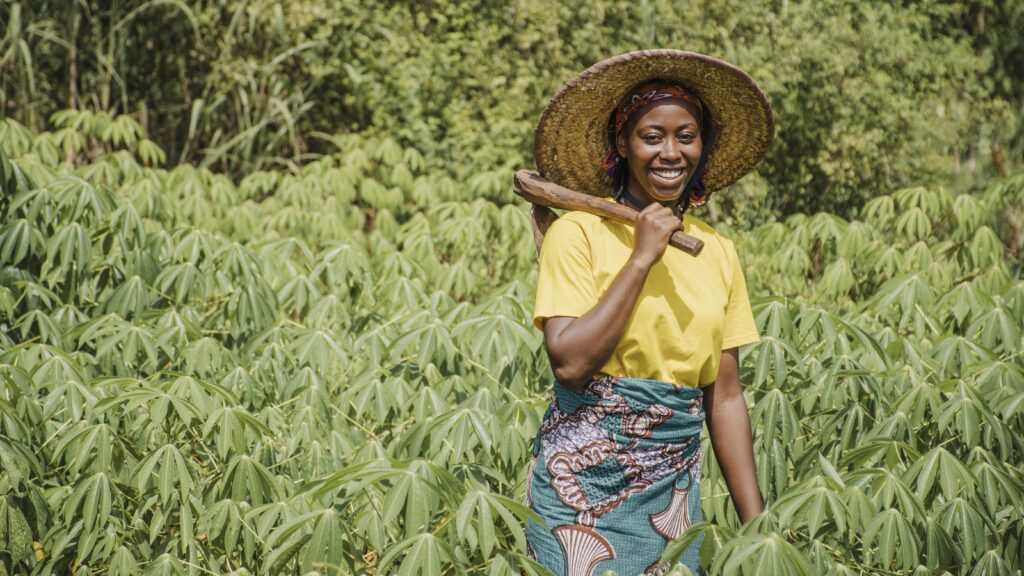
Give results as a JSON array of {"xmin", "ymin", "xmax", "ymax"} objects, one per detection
[{"xmin": 632, "ymin": 202, "xmax": 681, "ymax": 267}]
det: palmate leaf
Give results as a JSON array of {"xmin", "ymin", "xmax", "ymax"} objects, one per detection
[
  {"xmin": 107, "ymin": 545, "xmax": 138, "ymax": 576},
  {"xmin": 392, "ymin": 317, "xmax": 456, "ymax": 369},
  {"xmin": 453, "ymin": 313, "xmax": 534, "ymax": 373},
  {"xmin": 40, "ymin": 221, "xmax": 92, "ymax": 284},
  {"xmin": 63, "ymin": 472, "xmax": 117, "ymax": 534},
  {"xmin": 741, "ymin": 437, "xmax": 786, "ymax": 505},
  {"xmin": 863, "ymin": 508, "xmax": 920, "ymax": 571},
  {"xmin": 202, "ymin": 499, "xmax": 252, "ymax": 563},
  {"xmin": 938, "ymin": 380, "xmax": 1009, "ymax": 454},
  {"xmin": 13, "ymin": 309, "xmax": 62, "ymax": 345},
  {"xmin": 968, "ymin": 226, "xmax": 1004, "ymax": 267},
  {"xmin": 794, "ymin": 306, "xmax": 844, "ymax": 356},
  {"xmin": 287, "ymin": 327, "xmax": 348, "ymax": 372},
  {"xmin": 892, "ymin": 380, "xmax": 943, "ymax": 428},
  {"xmin": 426, "ymin": 406, "xmax": 499, "ymax": 466},
  {"xmin": 903, "ymin": 446, "xmax": 977, "ymax": 502},
  {"xmin": 774, "ymin": 475, "xmax": 847, "ymax": 539},
  {"xmin": 136, "ymin": 444, "xmax": 194, "ymax": 506},
  {"xmin": 455, "ymin": 487, "xmax": 537, "ymax": 558},
  {"xmin": 937, "ymin": 497, "xmax": 995, "ymax": 564},
  {"xmin": 841, "ymin": 438, "xmax": 920, "ymax": 472},
  {"xmin": 142, "ymin": 553, "xmax": 185, "ymax": 576},
  {"xmin": 867, "ymin": 412, "xmax": 918, "ymax": 447},
  {"xmin": 749, "ymin": 389, "xmax": 802, "ymax": 449},
  {"xmin": 660, "ymin": 521, "xmax": 736, "ymax": 567},
  {"xmin": 224, "ymin": 281, "xmax": 279, "ymax": 338},
  {"xmin": 972, "ymin": 360, "xmax": 1024, "ymax": 408},
  {"xmin": 0, "ymin": 218, "xmax": 43, "ymax": 266},
  {"xmin": 278, "ymin": 273, "xmax": 322, "ymax": 316},
  {"xmin": 747, "ymin": 336, "xmax": 801, "ymax": 389},
  {"xmin": 970, "ymin": 550, "xmax": 1014, "ymax": 576},
  {"xmin": 96, "ymin": 385, "xmax": 199, "ymax": 429},
  {"xmin": 895, "ymin": 206, "xmax": 931, "ymax": 242},
  {"xmin": 931, "ymin": 335, "xmax": 995, "ymax": 378},
  {"xmin": 154, "ymin": 261, "xmax": 208, "ymax": 303},
  {"xmin": 937, "ymin": 281, "xmax": 993, "ymax": 327},
  {"xmin": 711, "ymin": 532, "xmax": 812, "ymax": 576},
  {"xmin": 819, "ymin": 257, "xmax": 855, "ymax": 298},
  {"xmin": 868, "ymin": 273, "xmax": 933, "ymax": 324},
  {"xmin": 313, "ymin": 241, "xmax": 372, "ymax": 292},
  {"xmin": 202, "ymin": 405, "xmax": 272, "ymax": 460},
  {"xmin": 753, "ymin": 298, "xmax": 795, "ymax": 340},
  {"xmin": 42, "ymin": 377, "xmax": 100, "ymax": 422},
  {"xmin": 101, "ymin": 275, "xmax": 154, "ymax": 319},
  {"xmin": 971, "ymin": 458, "xmax": 1024, "ymax": 513},
  {"xmin": 807, "ymin": 212, "xmax": 848, "ymax": 246},
  {"xmin": 967, "ymin": 306, "xmax": 1021, "ymax": 355},
  {"xmin": 845, "ymin": 468, "xmax": 925, "ymax": 521},
  {"xmin": 380, "ymin": 459, "xmax": 450, "ymax": 536},
  {"xmin": 221, "ymin": 455, "xmax": 279, "ymax": 506},
  {"xmin": 922, "ymin": 515, "xmax": 962, "ymax": 572},
  {"xmin": 378, "ymin": 532, "xmax": 451, "ymax": 576},
  {"xmin": 52, "ymin": 421, "xmax": 126, "ymax": 477},
  {"xmin": 301, "ymin": 508, "xmax": 351, "ymax": 576},
  {"xmin": 50, "ymin": 176, "xmax": 115, "ymax": 225},
  {"xmin": 341, "ymin": 374, "xmax": 414, "ymax": 423}
]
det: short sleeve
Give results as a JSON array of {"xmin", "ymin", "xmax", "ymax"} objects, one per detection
[
  {"xmin": 533, "ymin": 217, "xmax": 598, "ymax": 330},
  {"xmin": 721, "ymin": 241, "xmax": 760, "ymax": 349}
]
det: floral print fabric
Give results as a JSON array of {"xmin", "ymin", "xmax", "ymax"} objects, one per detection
[{"xmin": 526, "ymin": 376, "xmax": 704, "ymax": 575}]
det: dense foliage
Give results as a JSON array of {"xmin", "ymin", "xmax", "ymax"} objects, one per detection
[
  {"xmin": 2, "ymin": 0, "xmax": 1023, "ymax": 219},
  {"xmin": 1, "ymin": 1, "xmax": 1023, "ymax": 574},
  {"xmin": 0, "ymin": 108, "xmax": 1022, "ymax": 575}
]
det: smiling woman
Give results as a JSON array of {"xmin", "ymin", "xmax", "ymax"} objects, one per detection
[
  {"xmin": 617, "ymin": 96, "xmax": 704, "ymax": 206},
  {"xmin": 524, "ymin": 50, "xmax": 774, "ymax": 576}
]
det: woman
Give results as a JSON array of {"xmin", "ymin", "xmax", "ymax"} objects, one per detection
[{"xmin": 525, "ymin": 50, "xmax": 774, "ymax": 575}]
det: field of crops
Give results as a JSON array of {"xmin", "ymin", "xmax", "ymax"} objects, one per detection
[{"xmin": 0, "ymin": 109, "xmax": 1021, "ymax": 576}]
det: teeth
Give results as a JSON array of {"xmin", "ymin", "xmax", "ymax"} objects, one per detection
[{"xmin": 652, "ymin": 168, "xmax": 683, "ymax": 179}]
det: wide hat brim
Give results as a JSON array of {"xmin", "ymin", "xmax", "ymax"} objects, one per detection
[{"xmin": 534, "ymin": 49, "xmax": 774, "ymax": 196}]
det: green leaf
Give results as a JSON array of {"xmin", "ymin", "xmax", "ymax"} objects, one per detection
[
  {"xmin": 379, "ymin": 532, "xmax": 450, "ymax": 576},
  {"xmin": 774, "ymin": 476, "xmax": 847, "ymax": 539},
  {"xmin": 863, "ymin": 508, "xmax": 920, "ymax": 571},
  {"xmin": 0, "ymin": 496, "xmax": 32, "ymax": 562},
  {"xmin": 301, "ymin": 509, "xmax": 348, "ymax": 575}
]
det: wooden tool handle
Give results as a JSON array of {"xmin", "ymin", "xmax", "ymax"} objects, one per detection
[{"xmin": 513, "ymin": 169, "xmax": 704, "ymax": 256}]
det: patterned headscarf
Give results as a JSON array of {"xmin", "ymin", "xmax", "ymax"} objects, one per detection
[{"xmin": 602, "ymin": 81, "xmax": 713, "ymax": 210}]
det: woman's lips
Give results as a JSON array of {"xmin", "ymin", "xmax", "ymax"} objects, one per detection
[{"xmin": 649, "ymin": 167, "xmax": 686, "ymax": 188}]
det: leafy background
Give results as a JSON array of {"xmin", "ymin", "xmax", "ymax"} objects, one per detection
[{"xmin": 0, "ymin": 1, "xmax": 1022, "ymax": 575}]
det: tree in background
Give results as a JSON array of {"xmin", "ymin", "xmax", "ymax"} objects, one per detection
[{"xmin": 1, "ymin": 0, "xmax": 1020, "ymax": 220}]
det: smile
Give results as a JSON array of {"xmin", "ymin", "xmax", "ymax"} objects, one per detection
[{"xmin": 650, "ymin": 168, "xmax": 684, "ymax": 179}]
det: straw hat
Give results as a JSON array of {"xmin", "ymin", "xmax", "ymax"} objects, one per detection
[{"xmin": 534, "ymin": 49, "xmax": 774, "ymax": 197}]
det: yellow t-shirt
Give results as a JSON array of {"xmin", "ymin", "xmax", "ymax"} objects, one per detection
[{"xmin": 533, "ymin": 208, "xmax": 759, "ymax": 387}]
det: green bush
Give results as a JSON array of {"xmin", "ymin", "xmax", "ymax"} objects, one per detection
[{"xmin": 2, "ymin": 0, "xmax": 1020, "ymax": 219}]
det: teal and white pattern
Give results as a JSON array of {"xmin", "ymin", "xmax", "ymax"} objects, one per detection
[{"xmin": 526, "ymin": 376, "xmax": 704, "ymax": 575}]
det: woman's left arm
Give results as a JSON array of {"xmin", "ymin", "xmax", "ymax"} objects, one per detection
[{"xmin": 704, "ymin": 347, "xmax": 763, "ymax": 523}]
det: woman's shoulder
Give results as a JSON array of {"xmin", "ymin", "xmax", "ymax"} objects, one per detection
[
  {"xmin": 547, "ymin": 208, "xmax": 619, "ymax": 238},
  {"xmin": 683, "ymin": 214, "xmax": 738, "ymax": 258}
]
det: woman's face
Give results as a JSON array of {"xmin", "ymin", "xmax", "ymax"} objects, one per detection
[{"xmin": 616, "ymin": 100, "xmax": 703, "ymax": 207}]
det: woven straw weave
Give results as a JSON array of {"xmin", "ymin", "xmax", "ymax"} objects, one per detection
[{"xmin": 534, "ymin": 49, "xmax": 774, "ymax": 196}]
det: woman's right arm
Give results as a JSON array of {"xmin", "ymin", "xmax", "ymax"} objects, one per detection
[{"xmin": 543, "ymin": 202, "xmax": 681, "ymax": 391}]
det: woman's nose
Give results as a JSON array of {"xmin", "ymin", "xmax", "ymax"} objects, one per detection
[{"xmin": 660, "ymin": 140, "xmax": 682, "ymax": 160}]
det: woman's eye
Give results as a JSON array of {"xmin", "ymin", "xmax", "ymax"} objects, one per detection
[{"xmin": 643, "ymin": 135, "xmax": 660, "ymax": 144}]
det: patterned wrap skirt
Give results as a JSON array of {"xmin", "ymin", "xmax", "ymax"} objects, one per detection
[{"xmin": 526, "ymin": 376, "xmax": 704, "ymax": 576}]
